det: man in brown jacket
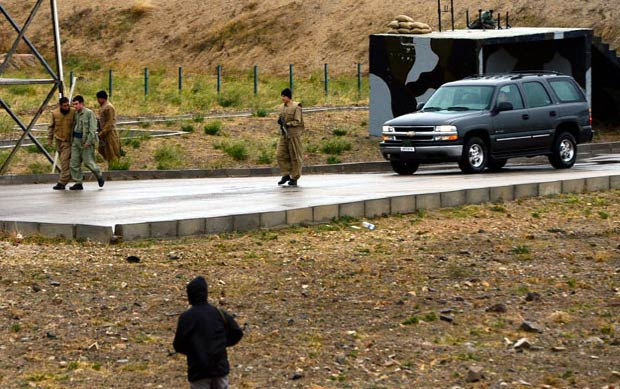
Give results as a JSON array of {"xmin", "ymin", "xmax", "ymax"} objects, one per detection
[
  {"xmin": 96, "ymin": 90, "xmax": 121, "ymax": 166},
  {"xmin": 47, "ymin": 97, "xmax": 75, "ymax": 190},
  {"xmin": 276, "ymin": 88, "xmax": 304, "ymax": 186}
]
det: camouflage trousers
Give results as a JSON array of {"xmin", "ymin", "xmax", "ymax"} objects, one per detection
[{"xmin": 276, "ymin": 134, "xmax": 303, "ymax": 179}]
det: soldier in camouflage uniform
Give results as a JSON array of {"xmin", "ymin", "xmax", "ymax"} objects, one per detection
[
  {"xmin": 276, "ymin": 88, "xmax": 304, "ymax": 186},
  {"xmin": 69, "ymin": 95, "xmax": 105, "ymax": 190},
  {"xmin": 47, "ymin": 97, "xmax": 75, "ymax": 190}
]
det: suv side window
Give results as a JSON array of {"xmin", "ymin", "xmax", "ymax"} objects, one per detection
[
  {"xmin": 523, "ymin": 82, "xmax": 552, "ymax": 108},
  {"xmin": 497, "ymin": 84, "xmax": 524, "ymax": 110},
  {"xmin": 548, "ymin": 79, "xmax": 586, "ymax": 103}
]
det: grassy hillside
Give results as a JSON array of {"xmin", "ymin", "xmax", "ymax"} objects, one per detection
[{"xmin": 2, "ymin": 0, "xmax": 619, "ymax": 74}]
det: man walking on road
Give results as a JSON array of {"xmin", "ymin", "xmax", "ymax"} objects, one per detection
[
  {"xmin": 69, "ymin": 95, "xmax": 104, "ymax": 190},
  {"xmin": 96, "ymin": 90, "xmax": 121, "ymax": 166},
  {"xmin": 174, "ymin": 276, "xmax": 243, "ymax": 389},
  {"xmin": 47, "ymin": 97, "xmax": 75, "ymax": 190},
  {"xmin": 276, "ymin": 88, "xmax": 304, "ymax": 186}
]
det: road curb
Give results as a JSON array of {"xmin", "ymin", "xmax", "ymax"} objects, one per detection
[{"xmin": 3, "ymin": 173, "xmax": 619, "ymax": 243}]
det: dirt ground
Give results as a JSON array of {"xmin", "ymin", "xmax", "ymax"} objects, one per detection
[{"xmin": 1, "ymin": 191, "xmax": 619, "ymax": 388}]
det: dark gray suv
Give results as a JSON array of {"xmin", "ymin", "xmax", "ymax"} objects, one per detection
[{"xmin": 380, "ymin": 73, "xmax": 593, "ymax": 175}]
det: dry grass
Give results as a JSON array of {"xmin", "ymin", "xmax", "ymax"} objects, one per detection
[{"xmin": 129, "ymin": 0, "xmax": 156, "ymax": 17}]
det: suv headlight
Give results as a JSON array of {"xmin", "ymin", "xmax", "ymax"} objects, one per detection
[
  {"xmin": 435, "ymin": 125, "xmax": 456, "ymax": 132},
  {"xmin": 382, "ymin": 125, "xmax": 395, "ymax": 133}
]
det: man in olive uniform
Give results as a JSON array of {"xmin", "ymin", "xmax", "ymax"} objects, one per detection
[
  {"xmin": 47, "ymin": 97, "xmax": 75, "ymax": 190},
  {"xmin": 69, "ymin": 95, "xmax": 104, "ymax": 190},
  {"xmin": 96, "ymin": 90, "xmax": 121, "ymax": 166},
  {"xmin": 276, "ymin": 88, "xmax": 304, "ymax": 186}
]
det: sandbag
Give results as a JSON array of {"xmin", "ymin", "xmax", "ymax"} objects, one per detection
[
  {"xmin": 397, "ymin": 28, "xmax": 413, "ymax": 34},
  {"xmin": 394, "ymin": 15, "xmax": 414, "ymax": 23},
  {"xmin": 410, "ymin": 27, "xmax": 432, "ymax": 34},
  {"xmin": 386, "ymin": 29, "xmax": 400, "ymax": 34},
  {"xmin": 387, "ymin": 20, "xmax": 400, "ymax": 28},
  {"xmin": 398, "ymin": 21, "xmax": 415, "ymax": 29},
  {"xmin": 411, "ymin": 21, "xmax": 430, "ymax": 30}
]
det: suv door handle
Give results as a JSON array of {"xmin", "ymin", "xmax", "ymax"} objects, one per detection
[
  {"xmin": 522, "ymin": 114, "xmax": 530, "ymax": 120},
  {"xmin": 549, "ymin": 111, "xmax": 557, "ymax": 117}
]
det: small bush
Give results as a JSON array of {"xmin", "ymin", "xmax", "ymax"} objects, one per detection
[
  {"xmin": 332, "ymin": 128, "xmax": 348, "ymax": 136},
  {"xmin": 219, "ymin": 141, "xmax": 248, "ymax": 161},
  {"xmin": 320, "ymin": 139, "xmax": 351, "ymax": 155},
  {"xmin": 402, "ymin": 316, "xmax": 419, "ymax": 325},
  {"xmin": 27, "ymin": 162, "xmax": 48, "ymax": 174},
  {"xmin": 326, "ymin": 156, "xmax": 341, "ymax": 164},
  {"xmin": 253, "ymin": 108, "xmax": 269, "ymax": 117},
  {"xmin": 257, "ymin": 148, "xmax": 274, "ymax": 164},
  {"xmin": 511, "ymin": 245, "xmax": 530, "ymax": 254},
  {"xmin": 154, "ymin": 144, "xmax": 185, "ymax": 170},
  {"xmin": 25, "ymin": 144, "xmax": 41, "ymax": 154},
  {"xmin": 181, "ymin": 124, "xmax": 194, "ymax": 133},
  {"xmin": 109, "ymin": 158, "xmax": 131, "ymax": 170},
  {"xmin": 422, "ymin": 312, "xmax": 438, "ymax": 322},
  {"xmin": 204, "ymin": 121, "xmax": 222, "ymax": 136},
  {"xmin": 123, "ymin": 138, "xmax": 141, "ymax": 149},
  {"xmin": 217, "ymin": 92, "xmax": 242, "ymax": 108},
  {"xmin": 192, "ymin": 115, "xmax": 204, "ymax": 123}
]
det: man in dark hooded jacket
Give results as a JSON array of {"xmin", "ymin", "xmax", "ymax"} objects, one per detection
[{"xmin": 173, "ymin": 276, "xmax": 243, "ymax": 389}]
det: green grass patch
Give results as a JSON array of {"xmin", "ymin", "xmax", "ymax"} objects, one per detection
[
  {"xmin": 402, "ymin": 316, "xmax": 419, "ymax": 325},
  {"xmin": 511, "ymin": 245, "xmax": 530, "ymax": 254},
  {"xmin": 181, "ymin": 124, "xmax": 194, "ymax": 133},
  {"xmin": 216, "ymin": 141, "xmax": 248, "ymax": 161},
  {"xmin": 422, "ymin": 312, "xmax": 438, "ymax": 322},
  {"xmin": 326, "ymin": 156, "xmax": 341, "ymax": 164},
  {"xmin": 109, "ymin": 158, "xmax": 131, "ymax": 170},
  {"xmin": 154, "ymin": 144, "xmax": 185, "ymax": 170},
  {"xmin": 27, "ymin": 162, "xmax": 48, "ymax": 174},
  {"xmin": 204, "ymin": 121, "xmax": 222, "ymax": 136},
  {"xmin": 320, "ymin": 138, "xmax": 351, "ymax": 155},
  {"xmin": 217, "ymin": 92, "xmax": 242, "ymax": 108},
  {"xmin": 123, "ymin": 138, "xmax": 141, "ymax": 149},
  {"xmin": 253, "ymin": 108, "xmax": 269, "ymax": 117},
  {"xmin": 332, "ymin": 128, "xmax": 348, "ymax": 136},
  {"xmin": 256, "ymin": 147, "xmax": 274, "ymax": 165},
  {"xmin": 192, "ymin": 115, "xmax": 204, "ymax": 123}
]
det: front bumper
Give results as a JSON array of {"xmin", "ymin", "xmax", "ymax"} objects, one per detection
[{"xmin": 380, "ymin": 144, "xmax": 463, "ymax": 162}]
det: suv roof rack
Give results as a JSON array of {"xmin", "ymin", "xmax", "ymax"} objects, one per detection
[{"xmin": 464, "ymin": 71, "xmax": 564, "ymax": 80}]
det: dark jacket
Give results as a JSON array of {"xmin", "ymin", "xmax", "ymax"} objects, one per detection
[{"xmin": 173, "ymin": 277, "xmax": 243, "ymax": 382}]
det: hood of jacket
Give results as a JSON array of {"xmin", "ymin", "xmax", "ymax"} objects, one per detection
[{"xmin": 187, "ymin": 276, "xmax": 208, "ymax": 305}]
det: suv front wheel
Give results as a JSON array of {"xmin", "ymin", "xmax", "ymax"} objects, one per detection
[
  {"xmin": 549, "ymin": 132, "xmax": 577, "ymax": 169},
  {"xmin": 459, "ymin": 137, "xmax": 488, "ymax": 173},
  {"xmin": 391, "ymin": 160, "xmax": 420, "ymax": 175}
]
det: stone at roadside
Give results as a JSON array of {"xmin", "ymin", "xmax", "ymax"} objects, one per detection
[
  {"xmin": 486, "ymin": 303, "xmax": 507, "ymax": 313},
  {"xmin": 46, "ymin": 332, "xmax": 56, "ymax": 339},
  {"xmin": 551, "ymin": 346, "xmax": 566, "ymax": 352},
  {"xmin": 440, "ymin": 314, "xmax": 454, "ymax": 323},
  {"xmin": 525, "ymin": 292, "xmax": 541, "ymax": 302},
  {"xmin": 116, "ymin": 359, "xmax": 129, "ymax": 364},
  {"xmin": 520, "ymin": 320, "xmax": 543, "ymax": 333},
  {"xmin": 335, "ymin": 353, "xmax": 346, "ymax": 364},
  {"xmin": 291, "ymin": 371, "xmax": 303, "ymax": 380},
  {"xmin": 168, "ymin": 252, "xmax": 180, "ymax": 260},
  {"xmin": 585, "ymin": 336, "xmax": 605, "ymax": 345},
  {"xmin": 31, "ymin": 284, "xmax": 41, "ymax": 292},
  {"xmin": 466, "ymin": 365, "xmax": 484, "ymax": 382},
  {"xmin": 50, "ymin": 281, "xmax": 60, "ymax": 287}
]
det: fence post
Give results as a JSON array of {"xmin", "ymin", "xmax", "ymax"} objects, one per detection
[
  {"xmin": 69, "ymin": 70, "xmax": 73, "ymax": 89},
  {"xmin": 144, "ymin": 67, "xmax": 149, "ymax": 97},
  {"xmin": 178, "ymin": 66, "xmax": 183, "ymax": 94},
  {"xmin": 253, "ymin": 65, "xmax": 258, "ymax": 96},
  {"xmin": 216, "ymin": 65, "xmax": 222, "ymax": 94},
  {"xmin": 108, "ymin": 69, "xmax": 113, "ymax": 97},
  {"xmin": 357, "ymin": 63, "xmax": 362, "ymax": 97},
  {"xmin": 289, "ymin": 64, "xmax": 294, "ymax": 91},
  {"xmin": 324, "ymin": 63, "xmax": 329, "ymax": 96}
]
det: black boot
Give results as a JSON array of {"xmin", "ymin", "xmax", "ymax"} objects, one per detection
[
  {"xmin": 97, "ymin": 175, "xmax": 105, "ymax": 188},
  {"xmin": 288, "ymin": 179, "xmax": 298, "ymax": 186},
  {"xmin": 69, "ymin": 183, "xmax": 83, "ymax": 191},
  {"xmin": 52, "ymin": 183, "xmax": 66, "ymax": 190},
  {"xmin": 278, "ymin": 175, "xmax": 291, "ymax": 185}
]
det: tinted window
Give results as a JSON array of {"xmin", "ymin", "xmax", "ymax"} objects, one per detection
[
  {"xmin": 424, "ymin": 85, "xmax": 495, "ymax": 111},
  {"xmin": 523, "ymin": 82, "xmax": 552, "ymax": 108},
  {"xmin": 549, "ymin": 79, "xmax": 585, "ymax": 102},
  {"xmin": 497, "ymin": 84, "xmax": 524, "ymax": 110}
]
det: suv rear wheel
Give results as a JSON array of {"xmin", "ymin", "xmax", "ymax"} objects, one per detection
[
  {"xmin": 390, "ymin": 160, "xmax": 419, "ymax": 175},
  {"xmin": 458, "ymin": 137, "xmax": 488, "ymax": 173},
  {"xmin": 487, "ymin": 157, "xmax": 507, "ymax": 171},
  {"xmin": 549, "ymin": 132, "xmax": 577, "ymax": 169}
]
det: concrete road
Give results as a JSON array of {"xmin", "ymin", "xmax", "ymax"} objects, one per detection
[{"xmin": 1, "ymin": 160, "xmax": 619, "ymax": 227}]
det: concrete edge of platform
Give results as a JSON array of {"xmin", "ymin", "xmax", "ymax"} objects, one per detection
[
  {"xmin": 5, "ymin": 173, "xmax": 618, "ymax": 243},
  {"xmin": 2, "ymin": 141, "xmax": 619, "ymax": 186}
]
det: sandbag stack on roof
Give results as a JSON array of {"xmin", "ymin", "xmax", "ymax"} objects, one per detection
[{"xmin": 386, "ymin": 15, "xmax": 432, "ymax": 34}]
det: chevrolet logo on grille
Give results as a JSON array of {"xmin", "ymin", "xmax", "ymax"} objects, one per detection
[{"xmin": 406, "ymin": 131, "xmax": 416, "ymax": 137}]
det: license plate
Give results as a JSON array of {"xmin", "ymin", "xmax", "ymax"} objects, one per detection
[{"xmin": 400, "ymin": 147, "xmax": 416, "ymax": 152}]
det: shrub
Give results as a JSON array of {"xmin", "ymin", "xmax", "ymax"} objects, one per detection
[
  {"xmin": 257, "ymin": 148, "xmax": 274, "ymax": 164},
  {"xmin": 221, "ymin": 141, "xmax": 248, "ymax": 161},
  {"xmin": 320, "ymin": 139, "xmax": 351, "ymax": 155},
  {"xmin": 204, "ymin": 121, "xmax": 222, "ymax": 135},
  {"xmin": 109, "ymin": 158, "xmax": 131, "ymax": 170},
  {"xmin": 217, "ymin": 92, "xmax": 242, "ymax": 108},
  {"xmin": 326, "ymin": 156, "xmax": 341, "ymax": 164},
  {"xmin": 192, "ymin": 115, "xmax": 204, "ymax": 123},
  {"xmin": 154, "ymin": 144, "xmax": 185, "ymax": 170},
  {"xmin": 253, "ymin": 108, "xmax": 269, "ymax": 117},
  {"xmin": 123, "ymin": 138, "xmax": 141, "ymax": 149},
  {"xmin": 181, "ymin": 124, "xmax": 194, "ymax": 133},
  {"xmin": 402, "ymin": 316, "xmax": 419, "ymax": 325},
  {"xmin": 332, "ymin": 128, "xmax": 348, "ymax": 136}
]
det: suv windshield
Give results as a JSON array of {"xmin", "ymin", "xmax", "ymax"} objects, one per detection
[{"xmin": 423, "ymin": 85, "xmax": 495, "ymax": 112}]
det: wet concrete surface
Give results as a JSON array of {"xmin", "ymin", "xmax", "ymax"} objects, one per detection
[{"xmin": 1, "ymin": 161, "xmax": 619, "ymax": 227}]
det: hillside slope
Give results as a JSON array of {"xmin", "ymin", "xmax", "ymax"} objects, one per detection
[{"xmin": 1, "ymin": 0, "xmax": 619, "ymax": 73}]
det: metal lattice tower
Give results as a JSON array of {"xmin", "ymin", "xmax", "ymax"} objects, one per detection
[{"xmin": 0, "ymin": 0, "xmax": 65, "ymax": 175}]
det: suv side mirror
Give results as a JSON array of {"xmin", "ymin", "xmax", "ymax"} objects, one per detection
[
  {"xmin": 495, "ymin": 101, "xmax": 513, "ymax": 113},
  {"xmin": 416, "ymin": 102, "xmax": 425, "ymax": 111}
]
